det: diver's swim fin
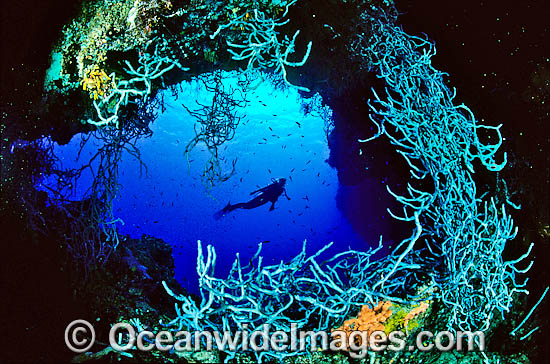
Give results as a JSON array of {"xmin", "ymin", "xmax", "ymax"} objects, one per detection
[{"xmin": 214, "ymin": 202, "xmax": 232, "ymax": 220}]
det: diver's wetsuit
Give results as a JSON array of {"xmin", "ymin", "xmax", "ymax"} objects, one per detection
[{"xmin": 215, "ymin": 178, "xmax": 290, "ymax": 219}]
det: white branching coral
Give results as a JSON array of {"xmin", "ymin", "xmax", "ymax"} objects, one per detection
[{"xmin": 210, "ymin": 0, "xmax": 312, "ymax": 92}]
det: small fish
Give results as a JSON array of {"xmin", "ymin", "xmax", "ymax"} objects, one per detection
[
  {"xmin": 317, "ymin": 172, "xmax": 320, "ymax": 177},
  {"xmin": 291, "ymin": 168, "xmax": 295, "ymax": 172},
  {"xmin": 269, "ymin": 127, "xmax": 273, "ymax": 131},
  {"xmin": 240, "ymin": 177, "xmax": 243, "ymax": 182},
  {"xmin": 153, "ymin": 221, "xmax": 159, "ymax": 223},
  {"xmin": 303, "ymin": 195, "xmax": 309, "ymax": 201},
  {"xmin": 306, "ymin": 160, "xmax": 311, "ymax": 165},
  {"xmin": 296, "ymin": 121, "xmax": 301, "ymax": 128},
  {"xmin": 268, "ymin": 169, "xmax": 272, "ymax": 174},
  {"xmin": 289, "ymin": 175, "xmax": 293, "ymax": 181},
  {"xmin": 261, "ymin": 240, "xmax": 271, "ymax": 244}
]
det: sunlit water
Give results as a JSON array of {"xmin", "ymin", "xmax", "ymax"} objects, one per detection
[{"xmin": 47, "ymin": 73, "xmax": 389, "ymax": 293}]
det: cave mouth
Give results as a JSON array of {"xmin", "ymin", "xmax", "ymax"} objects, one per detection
[{"xmin": 44, "ymin": 70, "xmax": 404, "ymax": 292}]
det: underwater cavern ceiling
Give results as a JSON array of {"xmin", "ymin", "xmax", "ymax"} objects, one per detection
[{"xmin": 1, "ymin": 0, "xmax": 549, "ymax": 363}]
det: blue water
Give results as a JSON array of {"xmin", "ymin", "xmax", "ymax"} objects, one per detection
[{"xmin": 47, "ymin": 72, "xmax": 388, "ymax": 293}]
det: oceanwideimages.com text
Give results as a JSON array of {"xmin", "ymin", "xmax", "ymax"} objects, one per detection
[{"xmin": 66, "ymin": 320, "xmax": 485, "ymax": 358}]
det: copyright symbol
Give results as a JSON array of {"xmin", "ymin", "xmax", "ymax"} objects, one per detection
[{"xmin": 65, "ymin": 319, "xmax": 95, "ymax": 353}]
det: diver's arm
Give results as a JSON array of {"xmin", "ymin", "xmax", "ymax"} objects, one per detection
[
  {"xmin": 250, "ymin": 185, "xmax": 269, "ymax": 195},
  {"xmin": 284, "ymin": 189, "xmax": 291, "ymax": 200}
]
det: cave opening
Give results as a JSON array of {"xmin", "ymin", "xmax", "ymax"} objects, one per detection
[{"xmin": 43, "ymin": 70, "xmax": 411, "ymax": 292}]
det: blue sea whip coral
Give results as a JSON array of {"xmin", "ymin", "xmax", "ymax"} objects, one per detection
[
  {"xmin": 161, "ymin": 9, "xmax": 533, "ymax": 364},
  {"xmin": 358, "ymin": 19, "xmax": 532, "ymax": 333},
  {"xmin": 210, "ymin": 0, "xmax": 312, "ymax": 92}
]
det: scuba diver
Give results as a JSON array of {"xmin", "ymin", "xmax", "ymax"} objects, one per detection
[{"xmin": 214, "ymin": 178, "xmax": 290, "ymax": 219}]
